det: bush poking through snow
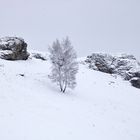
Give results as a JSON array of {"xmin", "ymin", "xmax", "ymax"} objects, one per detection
[{"xmin": 48, "ymin": 37, "xmax": 78, "ymax": 93}]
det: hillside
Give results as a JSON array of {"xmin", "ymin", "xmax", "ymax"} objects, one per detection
[{"xmin": 0, "ymin": 51, "xmax": 140, "ymax": 140}]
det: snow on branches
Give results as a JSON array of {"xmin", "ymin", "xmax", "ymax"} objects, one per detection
[{"xmin": 49, "ymin": 37, "xmax": 78, "ymax": 93}]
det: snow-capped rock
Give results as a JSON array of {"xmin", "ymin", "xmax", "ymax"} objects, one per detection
[
  {"xmin": 85, "ymin": 53, "xmax": 115, "ymax": 74},
  {"xmin": 0, "ymin": 37, "xmax": 29, "ymax": 60},
  {"xmin": 31, "ymin": 52, "xmax": 47, "ymax": 60},
  {"xmin": 130, "ymin": 77, "xmax": 140, "ymax": 88}
]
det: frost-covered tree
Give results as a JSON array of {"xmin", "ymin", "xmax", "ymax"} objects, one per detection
[{"xmin": 49, "ymin": 37, "xmax": 78, "ymax": 93}]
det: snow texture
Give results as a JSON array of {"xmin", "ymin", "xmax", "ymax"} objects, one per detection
[{"xmin": 0, "ymin": 51, "xmax": 140, "ymax": 140}]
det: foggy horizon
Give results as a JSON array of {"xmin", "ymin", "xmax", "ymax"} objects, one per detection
[{"xmin": 0, "ymin": 0, "xmax": 140, "ymax": 59}]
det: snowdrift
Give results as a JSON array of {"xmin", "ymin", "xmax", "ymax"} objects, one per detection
[{"xmin": 0, "ymin": 51, "xmax": 140, "ymax": 140}]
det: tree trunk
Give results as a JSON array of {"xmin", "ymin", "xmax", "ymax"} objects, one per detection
[
  {"xmin": 63, "ymin": 82, "xmax": 67, "ymax": 93},
  {"xmin": 59, "ymin": 81, "xmax": 63, "ymax": 92}
]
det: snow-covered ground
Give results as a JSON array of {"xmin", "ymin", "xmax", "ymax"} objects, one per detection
[{"xmin": 0, "ymin": 53, "xmax": 140, "ymax": 140}]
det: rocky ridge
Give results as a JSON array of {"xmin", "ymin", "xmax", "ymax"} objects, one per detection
[{"xmin": 85, "ymin": 53, "xmax": 140, "ymax": 88}]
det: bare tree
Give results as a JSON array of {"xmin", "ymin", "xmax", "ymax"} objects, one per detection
[{"xmin": 49, "ymin": 37, "xmax": 78, "ymax": 93}]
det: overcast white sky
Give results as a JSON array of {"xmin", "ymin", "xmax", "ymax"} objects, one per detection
[{"xmin": 0, "ymin": 0, "xmax": 140, "ymax": 58}]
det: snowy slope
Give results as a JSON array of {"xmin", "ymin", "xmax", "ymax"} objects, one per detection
[{"xmin": 0, "ymin": 52, "xmax": 140, "ymax": 140}]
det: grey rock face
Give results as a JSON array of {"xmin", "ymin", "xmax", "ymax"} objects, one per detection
[
  {"xmin": 130, "ymin": 78, "xmax": 140, "ymax": 89},
  {"xmin": 0, "ymin": 37, "xmax": 29, "ymax": 60},
  {"xmin": 125, "ymin": 71, "xmax": 140, "ymax": 80},
  {"xmin": 85, "ymin": 53, "xmax": 115, "ymax": 74}
]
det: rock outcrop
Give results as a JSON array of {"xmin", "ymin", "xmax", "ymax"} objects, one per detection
[
  {"xmin": 85, "ymin": 53, "xmax": 140, "ymax": 89},
  {"xmin": 0, "ymin": 37, "xmax": 29, "ymax": 60}
]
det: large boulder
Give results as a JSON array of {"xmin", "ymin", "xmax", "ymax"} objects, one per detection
[
  {"xmin": 130, "ymin": 78, "xmax": 140, "ymax": 89},
  {"xmin": 0, "ymin": 37, "xmax": 29, "ymax": 60}
]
